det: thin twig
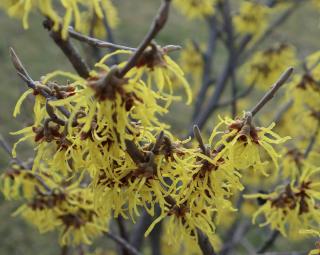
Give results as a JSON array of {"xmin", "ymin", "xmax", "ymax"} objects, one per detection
[
  {"xmin": 257, "ymin": 230, "xmax": 280, "ymax": 254},
  {"xmin": 250, "ymin": 67, "xmax": 293, "ymax": 117},
  {"xmin": 117, "ymin": 217, "xmax": 130, "ymax": 255},
  {"xmin": 220, "ymin": 221, "xmax": 251, "ymax": 255},
  {"xmin": 304, "ymin": 120, "xmax": 320, "ymax": 158},
  {"xmin": 118, "ymin": 0, "xmax": 172, "ymax": 78},
  {"xmin": 69, "ymin": 27, "xmax": 135, "ymax": 51},
  {"xmin": 191, "ymin": 15, "xmax": 218, "ymax": 121},
  {"xmin": 216, "ymin": 81, "xmax": 255, "ymax": 108},
  {"xmin": 10, "ymin": 48, "xmax": 70, "ymax": 118},
  {"xmin": 189, "ymin": 2, "xmax": 299, "ymax": 135},
  {"xmin": 105, "ymin": 231, "xmax": 142, "ymax": 255}
]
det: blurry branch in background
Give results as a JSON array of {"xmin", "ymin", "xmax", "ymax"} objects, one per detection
[
  {"xmin": 68, "ymin": 27, "xmax": 181, "ymax": 53},
  {"xmin": 43, "ymin": 19, "xmax": 91, "ymax": 79},
  {"xmin": 191, "ymin": 15, "xmax": 219, "ymax": 121},
  {"xmin": 304, "ymin": 120, "xmax": 320, "ymax": 158},
  {"xmin": 105, "ymin": 231, "xmax": 142, "ymax": 255},
  {"xmin": 116, "ymin": 217, "xmax": 130, "ymax": 255},
  {"xmin": 60, "ymin": 246, "xmax": 69, "ymax": 255},
  {"xmin": 69, "ymin": 26, "xmax": 135, "ymax": 51},
  {"xmin": 188, "ymin": 0, "xmax": 301, "ymax": 137},
  {"xmin": 216, "ymin": 81, "xmax": 256, "ymax": 108},
  {"xmin": 220, "ymin": 220, "xmax": 251, "ymax": 255},
  {"xmin": 257, "ymin": 230, "xmax": 280, "ymax": 254}
]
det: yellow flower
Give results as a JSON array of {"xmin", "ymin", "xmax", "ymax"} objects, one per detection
[
  {"xmin": 212, "ymin": 112, "xmax": 290, "ymax": 175},
  {"xmin": 173, "ymin": 0, "xmax": 216, "ymax": 20},
  {"xmin": 246, "ymin": 164, "xmax": 320, "ymax": 238},
  {"xmin": 234, "ymin": 2, "xmax": 270, "ymax": 38},
  {"xmin": 13, "ymin": 178, "xmax": 108, "ymax": 246}
]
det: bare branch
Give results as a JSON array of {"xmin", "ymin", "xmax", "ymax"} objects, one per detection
[
  {"xmin": 240, "ymin": 2, "xmax": 301, "ymax": 63},
  {"xmin": 220, "ymin": 0, "xmax": 237, "ymax": 118},
  {"xmin": 43, "ymin": 20, "xmax": 91, "ymax": 79},
  {"xmin": 216, "ymin": 81, "xmax": 255, "ymax": 108},
  {"xmin": 118, "ymin": 0, "xmax": 172, "ymax": 78},
  {"xmin": 117, "ymin": 217, "xmax": 130, "ymax": 255},
  {"xmin": 192, "ymin": 16, "xmax": 218, "ymax": 121},
  {"xmin": 10, "ymin": 48, "xmax": 71, "ymax": 118},
  {"xmin": 197, "ymin": 229, "xmax": 216, "ymax": 255},
  {"xmin": 105, "ymin": 231, "xmax": 142, "ymax": 255},
  {"xmin": 250, "ymin": 67, "xmax": 293, "ymax": 117},
  {"xmin": 257, "ymin": 230, "xmax": 280, "ymax": 254},
  {"xmin": 68, "ymin": 27, "xmax": 135, "ymax": 51},
  {"xmin": 189, "ymin": 2, "xmax": 299, "ymax": 136},
  {"xmin": 61, "ymin": 246, "xmax": 69, "ymax": 255},
  {"xmin": 130, "ymin": 211, "xmax": 153, "ymax": 250},
  {"xmin": 304, "ymin": 120, "xmax": 320, "ymax": 158}
]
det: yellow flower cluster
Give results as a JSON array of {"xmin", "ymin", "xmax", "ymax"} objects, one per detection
[
  {"xmin": 173, "ymin": 0, "xmax": 216, "ymax": 20},
  {"xmin": 234, "ymin": 2, "xmax": 270, "ymax": 37},
  {"xmin": 244, "ymin": 43, "xmax": 297, "ymax": 89},
  {"xmin": 246, "ymin": 164, "xmax": 320, "ymax": 239},
  {"xmin": 1, "ymin": 164, "xmax": 107, "ymax": 245},
  {"xmin": 0, "ymin": 0, "xmax": 119, "ymax": 39}
]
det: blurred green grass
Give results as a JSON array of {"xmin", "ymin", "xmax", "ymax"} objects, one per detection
[{"xmin": 0, "ymin": 1, "xmax": 319, "ymax": 254}]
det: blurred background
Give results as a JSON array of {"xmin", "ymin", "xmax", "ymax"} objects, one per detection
[{"xmin": 0, "ymin": 1, "xmax": 319, "ymax": 254}]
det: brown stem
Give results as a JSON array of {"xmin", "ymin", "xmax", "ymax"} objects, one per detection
[
  {"xmin": 43, "ymin": 20, "xmax": 91, "ymax": 79},
  {"xmin": 118, "ymin": 0, "xmax": 172, "ymax": 78},
  {"xmin": 250, "ymin": 67, "xmax": 293, "ymax": 117}
]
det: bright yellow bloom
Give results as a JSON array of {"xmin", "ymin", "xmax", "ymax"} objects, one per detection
[
  {"xmin": 246, "ymin": 165, "xmax": 320, "ymax": 238},
  {"xmin": 212, "ymin": 112, "xmax": 290, "ymax": 175},
  {"xmin": 116, "ymin": 46, "xmax": 192, "ymax": 105}
]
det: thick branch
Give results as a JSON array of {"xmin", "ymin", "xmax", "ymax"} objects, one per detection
[
  {"xmin": 189, "ymin": 2, "xmax": 299, "ymax": 135},
  {"xmin": 197, "ymin": 229, "xmax": 216, "ymax": 255},
  {"xmin": 304, "ymin": 120, "xmax": 320, "ymax": 158},
  {"xmin": 216, "ymin": 81, "xmax": 255, "ymax": 108},
  {"xmin": 43, "ymin": 20, "xmax": 90, "ymax": 79}
]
